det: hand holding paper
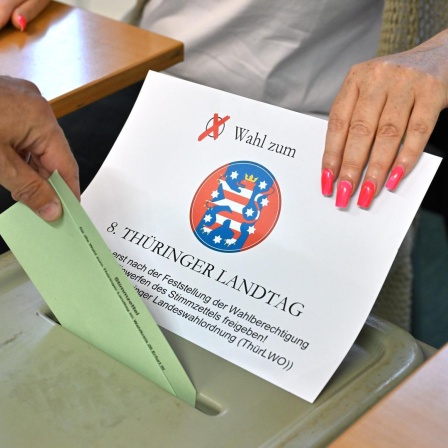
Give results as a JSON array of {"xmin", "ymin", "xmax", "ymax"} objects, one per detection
[
  {"xmin": 80, "ymin": 72, "xmax": 441, "ymax": 402},
  {"xmin": 0, "ymin": 75, "xmax": 79, "ymax": 221},
  {"xmin": 0, "ymin": 171, "xmax": 196, "ymax": 406},
  {"xmin": 322, "ymin": 28, "xmax": 448, "ymax": 208}
]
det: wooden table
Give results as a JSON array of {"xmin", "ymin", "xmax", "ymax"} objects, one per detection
[
  {"xmin": 0, "ymin": 1, "xmax": 183, "ymax": 117},
  {"xmin": 329, "ymin": 343, "xmax": 448, "ymax": 448}
]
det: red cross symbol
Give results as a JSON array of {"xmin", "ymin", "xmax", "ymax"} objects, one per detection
[{"xmin": 198, "ymin": 113, "xmax": 231, "ymax": 141}]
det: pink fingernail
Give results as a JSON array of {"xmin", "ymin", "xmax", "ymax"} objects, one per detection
[
  {"xmin": 335, "ymin": 181, "xmax": 352, "ymax": 208},
  {"xmin": 17, "ymin": 15, "xmax": 27, "ymax": 32},
  {"xmin": 357, "ymin": 180, "xmax": 376, "ymax": 208},
  {"xmin": 321, "ymin": 168, "xmax": 334, "ymax": 196},
  {"xmin": 386, "ymin": 166, "xmax": 404, "ymax": 191}
]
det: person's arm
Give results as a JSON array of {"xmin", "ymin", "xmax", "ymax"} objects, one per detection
[
  {"xmin": 0, "ymin": 0, "xmax": 50, "ymax": 31},
  {"xmin": 0, "ymin": 76, "xmax": 79, "ymax": 221},
  {"xmin": 322, "ymin": 29, "xmax": 448, "ymax": 209}
]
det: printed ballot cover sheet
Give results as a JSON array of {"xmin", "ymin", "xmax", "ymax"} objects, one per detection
[{"xmin": 82, "ymin": 71, "xmax": 440, "ymax": 403}]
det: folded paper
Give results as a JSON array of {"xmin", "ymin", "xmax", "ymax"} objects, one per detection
[{"xmin": 0, "ymin": 172, "xmax": 196, "ymax": 406}]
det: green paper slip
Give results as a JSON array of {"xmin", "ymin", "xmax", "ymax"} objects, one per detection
[{"xmin": 0, "ymin": 171, "xmax": 196, "ymax": 407}]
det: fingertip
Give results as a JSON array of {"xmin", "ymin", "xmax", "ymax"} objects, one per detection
[
  {"xmin": 321, "ymin": 168, "xmax": 334, "ymax": 196},
  {"xmin": 357, "ymin": 180, "xmax": 376, "ymax": 209},
  {"xmin": 37, "ymin": 201, "xmax": 62, "ymax": 222},
  {"xmin": 385, "ymin": 166, "xmax": 405, "ymax": 191},
  {"xmin": 335, "ymin": 180, "xmax": 353, "ymax": 208},
  {"xmin": 15, "ymin": 14, "xmax": 27, "ymax": 31}
]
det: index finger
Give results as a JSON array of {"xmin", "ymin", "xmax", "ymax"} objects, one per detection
[
  {"xmin": 11, "ymin": 0, "xmax": 51, "ymax": 30},
  {"xmin": 321, "ymin": 74, "xmax": 359, "ymax": 196},
  {"xmin": 0, "ymin": 144, "xmax": 63, "ymax": 221}
]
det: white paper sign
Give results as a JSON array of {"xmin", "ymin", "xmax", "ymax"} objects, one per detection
[{"xmin": 82, "ymin": 71, "xmax": 440, "ymax": 402}]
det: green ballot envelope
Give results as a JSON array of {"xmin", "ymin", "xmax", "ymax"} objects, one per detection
[{"xmin": 0, "ymin": 171, "xmax": 196, "ymax": 407}]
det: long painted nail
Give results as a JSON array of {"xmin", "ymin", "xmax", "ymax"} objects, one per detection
[
  {"xmin": 335, "ymin": 180, "xmax": 352, "ymax": 208},
  {"xmin": 386, "ymin": 166, "xmax": 404, "ymax": 191},
  {"xmin": 321, "ymin": 168, "xmax": 334, "ymax": 196},
  {"xmin": 17, "ymin": 15, "xmax": 27, "ymax": 32},
  {"xmin": 357, "ymin": 180, "xmax": 376, "ymax": 208}
]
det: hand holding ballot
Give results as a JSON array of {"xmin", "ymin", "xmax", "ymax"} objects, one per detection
[
  {"xmin": 0, "ymin": 76, "xmax": 79, "ymax": 221},
  {"xmin": 322, "ymin": 28, "xmax": 448, "ymax": 209},
  {"xmin": 0, "ymin": 0, "xmax": 50, "ymax": 31}
]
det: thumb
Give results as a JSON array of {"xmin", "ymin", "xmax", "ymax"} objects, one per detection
[{"xmin": 0, "ymin": 150, "xmax": 62, "ymax": 221}]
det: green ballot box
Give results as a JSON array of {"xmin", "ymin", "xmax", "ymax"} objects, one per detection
[{"xmin": 0, "ymin": 251, "xmax": 430, "ymax": 448}]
